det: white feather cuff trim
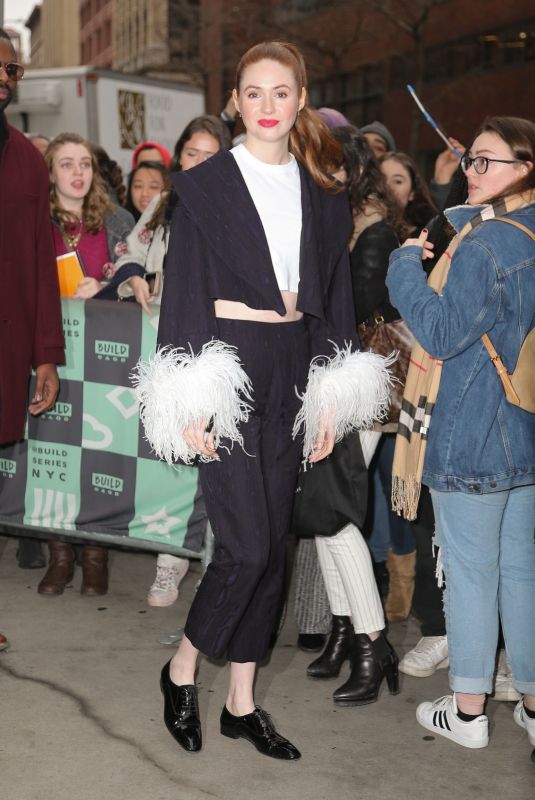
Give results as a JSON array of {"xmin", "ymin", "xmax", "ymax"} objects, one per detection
[
  {"xmin": 132, "ymin": 340, "xmax": 253, "ymax": 465},
  {"xmin": 293, "ymin": 344, "xmax": 397, "ymax": 460}
]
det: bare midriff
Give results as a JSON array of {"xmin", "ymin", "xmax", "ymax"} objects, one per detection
[{"xmin": 214, "ymin": 290, "xmax": 303, "ymax": 323}]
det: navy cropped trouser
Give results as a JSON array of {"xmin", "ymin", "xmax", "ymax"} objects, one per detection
[{"xmin": 184, "ymin": 318, "xmax": 309, "ymax": 662}]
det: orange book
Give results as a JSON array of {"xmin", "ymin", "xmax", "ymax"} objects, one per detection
[{"xmin": 56, "ymin": 251, "xmax": 85, "ymax": 297}]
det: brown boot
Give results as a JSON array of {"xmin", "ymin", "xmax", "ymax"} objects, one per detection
[
  {"xmin": 385, "ymin": 549, "xmax": 416, "ymax": 622},
  {"xmin": 38, "ymin": 541, "xmax": 75, "ymax": 595},
  {"xmin": 81, "ymin": 545, "xmax": 109, "ymax": 595}
]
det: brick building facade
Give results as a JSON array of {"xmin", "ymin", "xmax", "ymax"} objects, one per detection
[
  {"xmin": 80, "ymin": 0, "xmax": 113, "ymax": 68},
  {"xmin": 200, "ymin": 0, "xmax": 535, "ymax": 159}
]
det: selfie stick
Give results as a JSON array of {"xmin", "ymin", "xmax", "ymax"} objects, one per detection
[{"xmin": 407, "ymin": 84, "xmax": 462, "ymax": 157}]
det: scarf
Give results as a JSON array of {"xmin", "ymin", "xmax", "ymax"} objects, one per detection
[{"xmin": 391, "ymin": 191, "xmax": 534, "ymax": 520}]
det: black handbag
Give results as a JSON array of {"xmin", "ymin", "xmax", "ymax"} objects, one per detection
[{"xmin": 290, "ymin": 432, "xmax": 368, "ymax": 538}]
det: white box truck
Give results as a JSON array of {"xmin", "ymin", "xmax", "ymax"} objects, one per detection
[{"xmin": 5, "ymin": 66, "xmax": 205, "ymax": 174}]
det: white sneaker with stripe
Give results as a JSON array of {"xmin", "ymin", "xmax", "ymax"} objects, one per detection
[{"xmin": 416, "ymin": 694, "xmax": 489, "ymax": 749}]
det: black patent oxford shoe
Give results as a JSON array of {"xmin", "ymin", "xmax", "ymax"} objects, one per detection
[
  {"xmin": 160, "ymin": 660, "xmax": 202, "ymax": 752},
  {"xmin": 220, "ymin": 705, "xmax": 301, "ymax": 760}
]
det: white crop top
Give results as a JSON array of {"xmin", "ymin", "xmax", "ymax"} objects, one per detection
[{"xmin": 231, "ymin": 143, "xmax": 302, "ymax": 293}]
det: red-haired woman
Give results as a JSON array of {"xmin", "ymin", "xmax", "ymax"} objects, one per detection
[{"xmin": 135, "ymin": 42, "xmax": 392, "ymax": 759}]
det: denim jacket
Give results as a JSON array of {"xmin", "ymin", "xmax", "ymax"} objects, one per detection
[{"xmin": 386, "ymin": 201, "xmax": 535, "ymax": 494}]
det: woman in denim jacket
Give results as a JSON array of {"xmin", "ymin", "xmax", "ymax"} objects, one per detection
[{"xmin": 386, "ymin": 116, "xmax": 535, "ymax": 750}]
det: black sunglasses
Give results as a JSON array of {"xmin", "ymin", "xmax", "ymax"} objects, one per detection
[
  {"xmin": 461, "ymin": 154, "xmax": 524, "ymax": 175},
  {"xmin": 0, "ymin": 61, "xmax": 25, "ymax": 81}
]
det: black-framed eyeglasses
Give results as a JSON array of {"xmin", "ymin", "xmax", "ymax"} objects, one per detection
[
  {"xmin": 461, "ymin": 154, "xmax": 524, "ymax": 175},
  {"xmin": 0, "ymin": 61, "xmax": 25, "ymax": 81}
]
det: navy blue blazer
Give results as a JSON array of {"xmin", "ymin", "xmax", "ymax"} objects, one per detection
[{"xmin": 157, "ymin": 148, "xmax": 357, "ymax": 360}]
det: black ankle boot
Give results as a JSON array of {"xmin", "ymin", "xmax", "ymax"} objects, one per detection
[
  {"xmin": 333, "ymin": 632, "xmax": 399, "ymax": 706},
  {"xmin": 307, "ymin": 615, "xmax": 353, "ymax": 679}
]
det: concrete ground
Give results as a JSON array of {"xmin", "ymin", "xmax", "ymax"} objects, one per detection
[{"xmin": 0, "ymin": 534, "xmax": 533, "ymax": 800}]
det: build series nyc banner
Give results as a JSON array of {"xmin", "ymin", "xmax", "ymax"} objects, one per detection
[{"xmin": 0, "ymin": 299, "xmax": 202, "ymax": 556}]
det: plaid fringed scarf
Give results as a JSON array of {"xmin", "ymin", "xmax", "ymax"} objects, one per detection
[{"xmin": 391, "ymin": 192, "xmax": 533, "ymax": 520}]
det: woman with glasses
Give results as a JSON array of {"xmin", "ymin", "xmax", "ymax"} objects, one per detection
[{"xmin": 386, "ymin": 116, "xmax": 535, "ymax": 750}]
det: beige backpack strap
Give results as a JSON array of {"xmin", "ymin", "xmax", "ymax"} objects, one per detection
[
  {"xmin": 489, "ymin": 216, "xmax": 535, "ymax": 241},
  {"xmin": 480, "ymin": 216, "xmax": 534, "ymax": 407},
  {"xmin": 481, "ymin": 334, "xmax": 521, "ymax": 406}
]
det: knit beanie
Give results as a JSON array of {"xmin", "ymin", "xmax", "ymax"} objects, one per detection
[{"xmin": 359, "ymin": 121, "xmax": 396, "ymax": 152}]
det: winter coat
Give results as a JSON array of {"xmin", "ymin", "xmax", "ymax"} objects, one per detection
[{"xmin": 0, "ymin": 116, "xmax": 64, "ymax": 444}]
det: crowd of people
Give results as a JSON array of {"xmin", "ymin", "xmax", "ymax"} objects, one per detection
[{"xmin": 1, "ymin": 27, "xmax": 534, "ymax": 760}]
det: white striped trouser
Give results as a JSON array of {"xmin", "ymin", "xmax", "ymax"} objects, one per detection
[{"xmin": 315, "ymin": 430, "xmax": 385, "ymax": 634}]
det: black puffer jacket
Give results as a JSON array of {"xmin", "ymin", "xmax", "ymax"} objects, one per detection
[{"xmin": 350, "ymin": 219, "xmax": 400, "ymax": 325}]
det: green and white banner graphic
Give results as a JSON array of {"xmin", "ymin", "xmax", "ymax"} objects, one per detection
[{"xmin": 0, "ymin": 299, "xmax": 202, "ymax": 556}]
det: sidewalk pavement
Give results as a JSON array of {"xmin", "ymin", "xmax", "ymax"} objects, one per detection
[{"xmin": 0, "ymin": 534, "xmax": 533, "ymax": 800}]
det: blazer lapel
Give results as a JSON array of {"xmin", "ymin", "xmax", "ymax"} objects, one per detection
[{"xmin": 171, "ymin": 149, "xmax": 285, "ymax": 313}]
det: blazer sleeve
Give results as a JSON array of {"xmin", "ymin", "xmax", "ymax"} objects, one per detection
[
  {"xmin": 134, "ymin": 198, "xmax": 252, "ymax": 466},
  {"xmin": 32, "ymin": 159, "xmax": 65, "ymax": 368},
  {"xmin": 157, "ymin": 198, "xmax": 219, "ymax": 354},
  {"xmin": 305, "ymin": 188, "xmax": 358, "ymax": 360},
  {"xmin": 295, "ymin": 196, "xmax": 395, "ymax": 459},
  {"xmin": 306, "ymin": 243, "xmax": 359, "ymax": 361}
]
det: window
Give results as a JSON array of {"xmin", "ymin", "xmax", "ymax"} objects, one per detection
[
  {"xmin": 310, "ymin": 62, "xmax": 385, "ymax": 127},
  {"xmin": 389, "ymin": 19, "xmax": 535, "ymax": 88}
]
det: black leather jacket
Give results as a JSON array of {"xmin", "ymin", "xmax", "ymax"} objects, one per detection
[{"xmin": 349, "ymin": 219, "xmax": 400, "ymax": 325}]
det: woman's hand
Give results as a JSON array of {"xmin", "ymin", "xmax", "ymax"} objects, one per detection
[
  {"xmin": 308, "ymin": 412, "xmax": 335, "ymax": 464},
  {"xmin": 129, "ymin": 275, "xmax": 154, "ymax": 315},
  {"xmin": 183, "ymin": 419, "xmax": 220, "ymax": 461},
  {"xmin": 401, "ymin": 228, "xmax": 435, "ymax": 260},
  {"xmin": 434, "ymin": 137, "xmax": 465, "ymax": 185},
  {"xmin": 74, "ymin": 277, "xmax": 103, "ymax": 299}
]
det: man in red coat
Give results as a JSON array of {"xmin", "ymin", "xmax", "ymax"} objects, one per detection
[{"xmin": 0, "ymin": 29, "xmax": 65, "ymax": 650}]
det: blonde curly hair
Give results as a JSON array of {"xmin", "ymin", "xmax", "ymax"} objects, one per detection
[{"xmin": 45, "ymin": 132, "xmax": 113, "ymax": 233}]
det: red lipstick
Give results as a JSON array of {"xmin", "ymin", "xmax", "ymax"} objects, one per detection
[{"xmin": 258, "ymin": 119, "xmax": 279, "ymax": 128}]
